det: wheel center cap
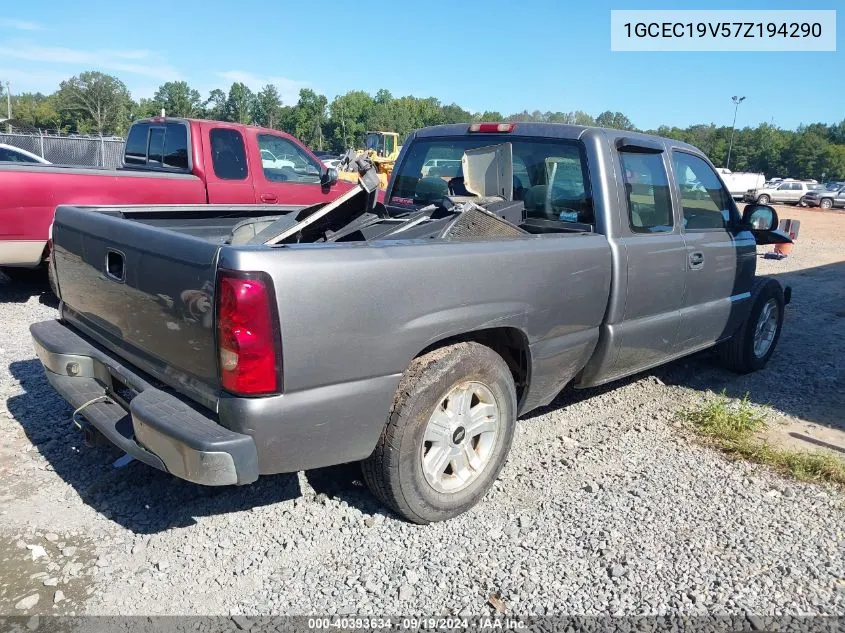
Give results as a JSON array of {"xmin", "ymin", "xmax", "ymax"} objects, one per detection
[{"xmin": 452, "ymin": 426, "xmax": 466, "ymax": 444}]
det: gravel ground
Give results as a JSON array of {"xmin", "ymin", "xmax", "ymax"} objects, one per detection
[{"xmin": 0, "ymin": 206, "xmax": 843, "ymax": 617}]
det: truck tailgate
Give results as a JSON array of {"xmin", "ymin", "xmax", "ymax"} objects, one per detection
[{"xmin": 52, "ymin": 206, "xmax": 221, "ymax": 409}]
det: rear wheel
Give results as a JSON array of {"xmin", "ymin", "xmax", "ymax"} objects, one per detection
[
  {"xmin": 820, "ymin": 198, "xmax": 833, "ymax": 210},
  {"xmin": 361, "ymin": 342, "xmax": 517, "ymax": 524},
  {"xmin": 718, "ymin": 277, "xmax": 785, "ymax": 373},
  {"xmin": 756, "ymin": 194, "xmax": 770, "ymax": 204}
]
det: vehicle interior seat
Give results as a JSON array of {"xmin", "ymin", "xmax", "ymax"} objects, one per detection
[
  {"xmin": 415, "ymin": 177, "xmax": 449, "ymax": 204},
  {"xmin": 524, "ymin": 185, "xmax": 550, "ymax": 218}
]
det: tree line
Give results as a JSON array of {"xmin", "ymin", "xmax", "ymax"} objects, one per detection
[{"xmin": 3, "ymin": 71, "xmax": 844, "ymax": 180}]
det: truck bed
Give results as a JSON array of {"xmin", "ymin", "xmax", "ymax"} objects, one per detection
[{"xmin": 51, "ymin": 202, "xmax": 612, "ymax": 428}]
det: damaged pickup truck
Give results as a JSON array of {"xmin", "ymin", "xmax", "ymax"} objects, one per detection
[{"xmin": 31, "ymin": 123, "xmax": 792, "ymax": 523}]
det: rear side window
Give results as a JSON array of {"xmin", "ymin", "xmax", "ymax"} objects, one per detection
[
  {"xmin": 619, "ymin": 151, "xmax": 673, "ymax": 233},
  {"xmin": 210, "ymin": 128, "xmax": 248, "ymax": 180}
]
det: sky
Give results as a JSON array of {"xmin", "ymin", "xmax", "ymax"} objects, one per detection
[{"xmin": 0, "ymin": 0, "xmax": 841, "ymax": 131}]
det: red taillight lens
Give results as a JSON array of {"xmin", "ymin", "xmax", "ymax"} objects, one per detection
[
  {"xmin": 468, "ymin": 123, "xmax": 515, "ymax": 133},
  {"xmin": 217, "ymin": 271, "xmax": 280, "ymax": 395}
]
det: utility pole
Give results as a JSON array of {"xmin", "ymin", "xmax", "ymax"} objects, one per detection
[
  {"xmin": 5, "ymin": 81, "xmax": 11, "ymax": 133},
  {"xmin": 725, "ymin": 95, "xmax": 745, "ymax": 170}
]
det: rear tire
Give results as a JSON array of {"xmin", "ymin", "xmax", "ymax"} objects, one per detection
[
  {"xmin": 361, "ymin": 342, "xmax": 517, "ymax": 524},
  {"xmin": 756, "ymin": 194, "xmax": 770, "ymax": 205},
  {"xmin": 718, "ymin": 277, "xmax": 785, "ymax": 374},
  {"xmin": 820, "ymin": 198, "xmax": 833, "ymax": 210}
]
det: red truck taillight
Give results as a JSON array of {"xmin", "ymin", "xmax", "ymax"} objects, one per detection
[{"xmin": 216, "ymin": 271, "xmax": 281, "ymax": 395}]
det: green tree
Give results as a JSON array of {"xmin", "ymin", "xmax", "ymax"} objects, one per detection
[
  {"xmin": 595, "ymin": 111, "xmax": 636, "ymax": 131},
  {"xmin": 56, "ymin": 71, "xmax": 132, "ymax": 135},
  {"xmin": 131, "ymin": 98, "xmax": 161, "ymax": 120},
  {"xmin": 475, "ymin": 110, "xmax": 504, "ymax": 122},
  {"xmin": 224, "ymin": 82, "xmax": 255, "ymax": 124},
  {"xmin": 203, "ymin": 89, "xmax": 227, "ymax": 120},
  {"xmin": 329, "ymin": 90, "xmax": 374, "ymax": 150},
  {"xmin": 293, "ymin": 88, "xmax": 328, "ymax": 150},
  {"xmin": 821, "ymin": 143, "xmax": 845, "ymax": 179},
  {"xmin": 153, "ymin": 81, "xmax": 202, "ymax": 118},
  {"xmin": 253, "ymin": 84, "xmax": 283, "ymax": 129},
  {"xmin": 786, "ymin": 130, "xmax": 829, "ymax": 179},
  {"xmin": 10, "ymin": 92, "xmax": 62, "ymax": 131}
]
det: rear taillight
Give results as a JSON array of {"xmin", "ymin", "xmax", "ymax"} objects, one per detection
[
  {"xmin": 468, "ymin": 123, "xmax": 515, "ymax": 133},
  {"xmin": 216, "ymin": 271, "xmax": 280, "ymax": 395}
]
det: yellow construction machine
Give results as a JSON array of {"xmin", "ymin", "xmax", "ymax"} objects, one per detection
[{"xmin": 337, "ymin": 131, "xmax": 401, "ymax": 189}]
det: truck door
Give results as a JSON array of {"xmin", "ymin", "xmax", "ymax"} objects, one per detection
[
  {"xmin": 201, "ymin": 123, "xmax": 256, "ymax": 203},
  {"xmin": 671, "ymin": 151, "xmax": 756, "ymax": 351},
  {"xmin": 609, "ymin": 144, "xmax": 687, "ymax": 376}
]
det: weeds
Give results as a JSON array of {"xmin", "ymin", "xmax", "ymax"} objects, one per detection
[{"xmin": 681, "ymin": 391, "xmax": 845, "ymax": 486}]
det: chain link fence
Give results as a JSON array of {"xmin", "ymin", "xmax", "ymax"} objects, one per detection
[{"xmin": 0, "ymin": 129, "xmax": 125, "ymax": 168}]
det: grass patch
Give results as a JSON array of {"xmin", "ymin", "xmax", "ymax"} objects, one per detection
[{"xmin": 681, "ymin": 392, "xmax": 845, "ymax": 486}]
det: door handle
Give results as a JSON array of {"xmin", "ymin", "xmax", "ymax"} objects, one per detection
[
  {"xmin": 260, "ymin": 193, "xmax": 278, "ymax": 203},
  {"xmin": 688, "ymin": 251, "xmax": 705, "ymax": 269}
]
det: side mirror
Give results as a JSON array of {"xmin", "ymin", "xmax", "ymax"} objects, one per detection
[
  {"xmin": 742, "ymin": 203, "xmax": 778, "ymax": 231},
  {"xmin": 321, "ymin": 167, "xmax": 338, "ymax": 186}
]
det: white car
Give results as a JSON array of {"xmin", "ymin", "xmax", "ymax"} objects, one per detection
[
  {"xmin": 259, "ymin": 148, "xmax": 295, "ymax": 170},
  {"xmin": 0, "ymin": 144, "xmax": 51, "ymax": 164}
]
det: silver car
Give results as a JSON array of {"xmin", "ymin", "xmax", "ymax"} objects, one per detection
[{"xmin": 744, "ymin": 181, "xmax": 821, "ymax": 205}]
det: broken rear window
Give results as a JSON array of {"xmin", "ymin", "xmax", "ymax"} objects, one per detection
[{"xmin": 389, "ymin": 136, "xmax": 593, "ymax": 225}]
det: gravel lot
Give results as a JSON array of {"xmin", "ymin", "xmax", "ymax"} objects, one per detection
[{"xmin": 1, "ymin": 205, "xmax": 843, "ymax": 617}]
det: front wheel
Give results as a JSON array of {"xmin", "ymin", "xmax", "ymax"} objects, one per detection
[
  {"xmin": 820, "ymin": 198, "xmax": 833, "ymax": 210},
  {"xmin": 757, "ymin": 194, "xmax": 771, "ymax": 205},
  {"xmin": 361, "ymin": 342, "xmax": 517, "ymax": 524},
  {"xmin": 718, "ymin": 277, "xmax": 785, "ymax": 373}
]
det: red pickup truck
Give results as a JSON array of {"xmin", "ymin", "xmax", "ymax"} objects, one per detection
[{"xmin": 0, "ymin": 117, "xmax": 354, "ymax": 273}]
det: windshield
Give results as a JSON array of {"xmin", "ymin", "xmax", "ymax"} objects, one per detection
[
  {"xmin": 365, "ymin": 133, "xmax": 382, "ymax": 152},
  {"xmin": 389, "ymin": 136, "xmax": 593, "ymax": 224}
]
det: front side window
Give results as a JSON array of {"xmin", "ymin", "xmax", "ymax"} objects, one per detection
[
  {"xmin": 389, "ymin": 137, "xmax": 593, "ymax": 224},
  {"xmin": 673, "ymin": 152, "xmax": 736, "ymax": 229},
  {"xmin": 257, "ymin": 134, "xmax": 321, "ymax": 184},
  {"xmin": 619, "ymin": 151, "xmax": 673, "ymax": 233},
  {"xmin": 210, "ymin": 128, "xmax": 248, "ymax": 180}
]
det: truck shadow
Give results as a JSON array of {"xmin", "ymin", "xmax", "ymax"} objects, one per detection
[
  {"xmin": 535, "ymin": 258, "xmax": 845, "ymax": 445},
  {"xmin": 0, "ymin": 270, "xmax": 59, "ymax": 308},
  {"xmin": 4, "ymin": 259, "xmax": 841, "ymax": 530},
  {"xmin": 6, "ymin": 359, "xmax": 301, "ymax": 534}
]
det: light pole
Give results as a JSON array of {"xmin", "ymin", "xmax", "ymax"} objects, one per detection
[{"xmin": 725, "ymin": 95, "xmax": 745, "ymax": 170}]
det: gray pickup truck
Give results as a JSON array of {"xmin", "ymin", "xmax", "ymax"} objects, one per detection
[{"xmin": 31, "ymin": 123, "xmax": 792, "ymax": 523}]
